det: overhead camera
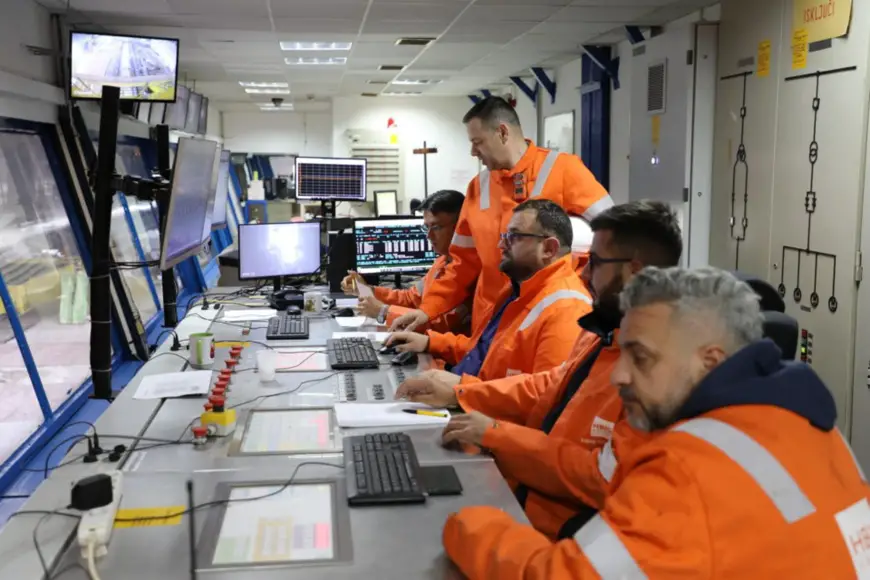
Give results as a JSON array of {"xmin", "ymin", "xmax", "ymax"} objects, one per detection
[{"xmin": 271, "ymin": 97, "xmax": 284, "ymax": 107}]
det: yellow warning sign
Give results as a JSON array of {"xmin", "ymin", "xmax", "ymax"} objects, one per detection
[
  {"xmin": 651, "ymin": 115, "xmax": 661, "ymax": 146},
  {"xmin": 114, "ymin": 506, "xmax": 184, "ymax": 528},
  {"xmin": 792, "ymin": 28, "xmax": 808, "ymax": 70},
  {"xmin": 757, "ymin": 40, "xmax": 771, "ymax": 77}
]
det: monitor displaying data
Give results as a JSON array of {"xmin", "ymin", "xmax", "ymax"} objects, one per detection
[
  {"xmin": 164, "ymin": 84, "xmax": 189, "ymax": 130},
  {"xmin": 211, "ymin": 150, "xmax": 231, "ymax": 229},
  {"xmin": 70, "ymin": 31, "xmax": 179, "ymax": 102},
  {"xmin": 354, "ymin": 217, "xmax": 436, "ymax": 274},
  {"xmin": 160, "ymin": 137, "xmax": 221, "ymax": 270},
  {"xmin": 238, "ymin": 409, "xmax": 338, "ymax": 455},
  {"xmin": 212, "ymin": 483, "xmax": 336, "ymax": 565},
  {"xmin": 295, "ymin": 157, "xmax": 366, "ymax": 201},
  {"xmin": 238, "ymin": 222, "xmax": 322, "ymax": 279}
]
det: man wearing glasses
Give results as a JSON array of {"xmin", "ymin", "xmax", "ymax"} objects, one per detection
[
  {"xmin": 395, "ymin": 200, "xmax": 683, "ymax": 540},
  {"xmin": 388, "ymin": 199, "xmax": 593, "ymax": 382},
  {"xmin": 342, "ymin": 190, "xmax": 471, "ymax": 333}
]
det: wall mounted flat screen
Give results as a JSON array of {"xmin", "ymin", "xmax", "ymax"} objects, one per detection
[
  {"xmin": 198, "ymin": 96, "xmax": 209, "ymax": 135},
  {"xmin": 295, "ymin": 157, "xmax": 366, "ymax": 201},
  {"xmin": 164, "ymin": 85, "xmax": 189, "ymax": 130},
  {"xmin": 70, "ymin": 31, "xmax": 179, "ymax": 102},
  {"xmin": 185, "ymin": 92, "xmax": 202, "ymax": 134}
]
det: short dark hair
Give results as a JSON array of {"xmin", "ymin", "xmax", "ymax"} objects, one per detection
[
  {"xmin": 462, "ymin": 96, "xmax": 521, "ymax": 129},
  {"xmin": 514, "ymin": 199, "xmax": 572, "ymax": 253},
  {"xmin": 589, "ymin": 200, "xmax": 683, "ymax": 266},
  {"xmin": 419, "ymin": 189, "xmax": 464, "ymax": 216}
]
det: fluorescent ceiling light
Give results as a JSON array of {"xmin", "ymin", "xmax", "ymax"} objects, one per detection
[
  {"xmin": 382, "ymin": 91, "xmax": 422, "ymax": 96},
  {"xmin": 392, "ymin": 79, "xmax": 441, "ymax": 85},
  {"xmin": 286, "ymin": 57, "xmax": 347, "ymax": 66},
  {"xmin": 239, "ymin": 81, "xmax": 288, "ymax": 88},
  {"xmin": 280, "ymin": 41, "xmax": 352, "ymax": 51},
  {"xmin": 259, "ymin": 104, "xmax": 295, "ymax": 111},
  {"xmin": 245, "ymin": 88, "xmax": 290, "ymax": 94}
]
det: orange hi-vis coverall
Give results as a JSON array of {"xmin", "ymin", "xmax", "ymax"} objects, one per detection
[
  {"xmin": 453, "ymin": 309, "xmax": 642, "ymax": 539},
  {"xmin": 426, "ymin": 255, "xmax": 592, "ymax": 382},
  {"xmin": 418, "ymin": 141, "xmax": 613, "ymax": 334},
  {"xmin": 372, "ymin": 256, "xmax": 471, "ymax": 333},
  {"xmin": 444, "ymin": 339, "xmax": 870, "ymax": 579}
]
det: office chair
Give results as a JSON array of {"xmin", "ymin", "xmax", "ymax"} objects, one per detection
[
  {"xmin": 762, "ymin": 310, "xmax": 799, "ymax": 361},
  {"xmin": 732, "ymin": 271, "xmax": 786, "ymax": 313}
]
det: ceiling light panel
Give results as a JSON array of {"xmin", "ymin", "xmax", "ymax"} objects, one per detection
[
  {"xmin": 392, "ymin": 79, "xmax": 442, "ymax": 85},
  {"xmin": 244, "ymin": 88, "xmax": 291, "ymax": 94},
  {"xmin": 286, "ymin": 57, "xmax": 347, "ymax": 65},
  {"xmin": 280, "ymin": 41, "xmax": 352, "ymax": 51},
  {"xmin": 239, "ymin": 81, "xmax": 289, "ymax": 88}
]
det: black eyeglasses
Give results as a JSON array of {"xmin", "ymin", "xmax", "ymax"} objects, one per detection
[
  {"xmin": 588, "ymin": 253, "xmax": 632, "ymax": 268},
  {"xmin": 500, "ymin": 231, "xmax": 550, "ymax": 246}
]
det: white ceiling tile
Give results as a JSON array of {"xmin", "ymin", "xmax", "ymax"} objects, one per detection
[
  {"xmin": 474, "ymin": 0, "xmax": 571, "ymax": 5},
  {"xmin": 350, "ymin": 41, "xmax": 425, "ymax": 59},
  {"xmin": 166, "ymin": 0, "xmax": 269, "ymax": 17},
  {"xmin": 366, "ymin": 1, "xmax": 468, "ymax": 21},
  {"xmin": 551, "ymin": 5, "xmax": 656, "ymax": 22},
  {"xmin": 361, "ymin": 20, "xmax": 451, "ymax": 36},
  {"xmin": 172, "ymin": 15, "xmax": 273, "ymax": 30},
  {"xmin": 65, "ymin": 1, "xmax": 172, "ymax": 13},
  {"xmin": 270, "ymin": 1, "xmax": 369, "ymax": 19},
  {"xmin": 273, "ymin": 18, "xmax": 363, "ymax": 34}
]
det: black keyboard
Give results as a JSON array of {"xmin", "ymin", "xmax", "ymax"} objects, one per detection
[
  {"xmin": 327, "ymin": 337, "xmax": 380, "ymax": 370},
  {"xmin": 344, "ymin": 432, "xmax": 425, "ymax": 506},
  {"xmin": 266, "ymin": 314, "xmax": 310, "ymax": 340}
]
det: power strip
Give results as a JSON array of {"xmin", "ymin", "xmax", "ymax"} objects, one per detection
[{"xmin": 77, "ymin": 470, "xmax": 123, "ymax": 559}]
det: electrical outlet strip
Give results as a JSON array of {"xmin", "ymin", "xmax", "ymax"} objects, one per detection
[{"xmin": 77, "ymin": 470, "xmax": 123, "ymax": 559}]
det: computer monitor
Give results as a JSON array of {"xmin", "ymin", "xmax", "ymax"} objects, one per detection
[
  {"xmin": 374, "ymin": 190, "xmax": 398, "ymax": 216},
  {"xmin": 199, "ymin": 146, "xmax": 223, "ymax": 246},
  {"xmin": 160, "ymin": 137, "xmax": 221, "ymax": 270},
  {"xmin": 164, "ymin": 84, "xmax": 188, "ymax": 130},
  {"xmin": 198, "ymin": 96, "xmax": 209, "ymax": 135},
  {"xmin": 295, "ymin": 156, "xmax": 366, "ymax": 201},
  {"xmin": 211, "ymin": 150, "xmax": 231, "ymax": 230},
  {"xmin": 238, "ymin": 222, "xmax": 322, "ymax": 280},
  {"xmin": 185, "ymin": 92, "xmax": 202, "ymax": 134},
  {"xmin": 354, "ymin": 217, "xmax": 436, "ymax": 274}
]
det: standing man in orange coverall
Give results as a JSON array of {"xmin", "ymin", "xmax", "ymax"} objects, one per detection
[
  {"xmin": 390, "ymin": 96, "xmax": 613, "ymax": 334},
  {"xmin": 443, "ymin": 266, "xmax": 870, "ymax": 579},
  {"xmin": 396, "ymin": 201, "xmax": 682, "ymax": 539},
  {"xmin": 342, "ymin": 189, "xmax": 471, "ymax": 333}
]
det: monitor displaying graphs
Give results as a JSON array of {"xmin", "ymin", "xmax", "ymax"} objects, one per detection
[
  {"xmin": 70, "ymin": 31, "xmax": 179, "ymax": 102},
  {"xmin": 354, "ymin": 218, "xmax": 436, "ymax": 274},
  {"xmin": 295, "ymin": 157, "xmax": 366, "ymax": 201}
]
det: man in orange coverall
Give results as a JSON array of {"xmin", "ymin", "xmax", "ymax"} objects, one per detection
[
  {"xmin": 395, "ymin": 200, "xmax": 683, "ymax": 539},
  {"xmin": 443, "ymin": 266, "xmax": 870, "ymax": 579},
  {"xmin": 341, "ymin": 189, "xmax": 471, "ymax": 333},
  {"xmin": 389, "ymin": 199, "xmax": 593, "ymax": 381},
  {"xmin": 390, "ymin": 96, "xmax": 613, "ymax": 335}
]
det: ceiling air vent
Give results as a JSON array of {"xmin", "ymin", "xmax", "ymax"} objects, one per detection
[
  {"xmin": 361, "ymin": 92, "xmax": 379, "ymax": 97},
  {"xmin": 367, "ymin": 80, "xmax": 388, "ymax": 85},
  {"xmin": 379, "ymin": 65, "xmax": 404, "ymax": 71},
  {"xmin": 395, "ymin": 37, "xmax": 435, "ymax": 46},
  {"xmin": 647, "ymin": 60, "xmax": 667, "ymax": 115}
]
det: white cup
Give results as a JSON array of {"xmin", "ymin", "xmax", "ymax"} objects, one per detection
[
  {"xmin": 188, "ymin": 333, "xmax": 215, "ymax": 369},
  {"xmin": 304, "ymin": 291, "xmax": 323, "ymax": 313},
  {"xmin": 256, "ymin": 350, "xmax": 278, "ymax": 382}
]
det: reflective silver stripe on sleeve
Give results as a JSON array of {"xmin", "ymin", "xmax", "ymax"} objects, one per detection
[
  {"xmin": 450, "ymin": 233, "xmax": 475, "ymax": 248},
  {"xmin": 582, "ymin": 195, "xmax": 615, "ymax": 220},
  {"xmin": 597, "ymin": 439, "xmax": 617, "ymax": 483},
  {"xmin": 518, "ymin": 290, "xmax": 592, "ymax": 331},
  {"xmin": 836, "ymin": 428, "xmax": 866, "ymax": 481},
  {"xmin": 413, "ymin": 279, "xmax": 425, "ymax": 294},
  {"xmin": 506, "ymin": 369, "xmax": 522, "ymax": 376},
  {"xmin": 673, "ymin": 418, "xmax": 816, "ymax": 523},
  {"xmin": 530, "ymin": 150, "xmax": 561, "ymax": 198},
  {"xmin": 479, "ymin": 169, "xmax": 491, "ymax": 210},
  {"xmin": 574, "ymin": 514, "xmax": 648, "ymax": 579}
]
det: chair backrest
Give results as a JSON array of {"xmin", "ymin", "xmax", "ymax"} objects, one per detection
[
  {"xmin": 762, "ymin": 311, "xmax": 799, "ymax": 360},
  {"xmin": 732, "ymin": 271, "xmax": 785, "ymax": 312}
]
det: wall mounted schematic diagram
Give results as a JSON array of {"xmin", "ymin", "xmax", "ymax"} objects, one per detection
[
  {"xmin": 721, "ymin": 70, "xmax": 752, "ymax": 269},
  {"xmin": 777, "ymin": 66, "xmax": 858, "ymax": 314}
]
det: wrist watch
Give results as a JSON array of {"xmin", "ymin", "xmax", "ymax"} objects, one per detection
[{"xmin": 377, "ymin": 305, "xmax": 390, "ymax": 324}]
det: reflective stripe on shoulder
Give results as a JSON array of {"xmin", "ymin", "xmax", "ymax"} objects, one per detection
[
  {"xmin": 836, "ymin": 428, "xmax": 866, "ymax": 481},
  {"xmin": 530, "ymin": 150, "xmax": 561, "ymax": 198},
  {"xmin": 506, "ymin": 368, "xmax": 522, "ymax": 376},
  {"xmin": 451, "ymin": 233, "xmax": 475, "ymax": 248},
  {"xmin": 479, "ymin": 169, "xmax": 491, "ymax": 210},
  {"xmin": 518, "ymin": 290, "xmax": 592, "ymax": 331},
  {"xmin": 582, "ymin": 195, "xmax": 615, "ymax": 220},
  {"xmin": 597, "ymin": 439, "xmax": 617, "ymax": 483},
  {"xmin": 574, "ymin": 514, "xmax": 647, "ymax": 579},
  {"xmin": 673, "ymin": 418, "xmax": 816, "ymax": 523}
]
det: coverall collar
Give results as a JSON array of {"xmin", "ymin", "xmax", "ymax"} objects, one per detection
[
  {"xmin": 513, "ymin": 255, "xmax": 576, "ymax": 299},
  {"xmin": 578, "ymin": 307, "xmax": 622, "ymax": 346},
  {"xmin": 495, "ymin": 139, "xmax": 538, "ymax": 178}
]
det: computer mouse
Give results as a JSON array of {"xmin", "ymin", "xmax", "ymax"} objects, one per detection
[
  {"xmin": 334, "ymin": 307, "xmax": 356, "ymax": 317},
  {"xmin": 378, "ymin": 344, "xmax": 397, "ymax": 356},
  {"xmin": 391, "ymin": 351, "xmax": 418, "ymax": 366},
  {"xmin": 286, "ymin": 305, "xmax": 301, "ymax": 315}
]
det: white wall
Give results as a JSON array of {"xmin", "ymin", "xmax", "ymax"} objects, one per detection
[
  {"xmin": 539, "ymin": 57, "xmax": 584, "ymax": 157},
  {"xmin": 332, "ymin": 96, "xmax": 480, "ymax": 211},
  {"xmin": 0, "ymin": 1, "xmax": 54, "ymax": 85},
  {"xmin": 512, "ymin": 89, "xmax": 538, "ymax": 143},
  {"xmin": 222, "ymin": 111, "xmax": 332, "ymax": 155}
]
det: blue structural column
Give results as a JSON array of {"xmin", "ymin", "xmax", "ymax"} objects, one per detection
[{"xmin": 580, "ymin": 49, "xmax": 613, "ymax": 190}]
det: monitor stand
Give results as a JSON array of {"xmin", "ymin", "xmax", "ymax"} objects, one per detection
[
  {"xmin": 393, "ymin": 273, "xmax": 402, "ymax": 289},
  {"xmin": 320, "ymin": 200, "xmax": 337, "ymax": 219},
  {"xmin": 269, "ymin": 277, "xmax": 304, "ymax": 310}
]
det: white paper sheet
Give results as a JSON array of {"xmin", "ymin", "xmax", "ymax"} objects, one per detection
[
  {"xmin": 334, "ymin": 316, "xmax": 375, "ymax": 328},
  {"xmin": 221, "ymin": 308, "xmax": 277, "ymax": 322},
  {"xmin": 332, "ymin": 331, "xmax": 390, "ymax": 343},
  {"xmin": 133, "ymin": 370, "xmax": 212, "ymax": 400},
  {"xmin": 334, "ymin": 402, "xmax": 450, "ymax": 428},
  {"xmin": 335, "ymin": 298, "xmax": 358, "ymax": 309}
]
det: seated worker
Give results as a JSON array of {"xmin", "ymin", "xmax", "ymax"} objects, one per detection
[
  {"xmin": 341, "ymin": 190, "xmax": 471, "ymax": 333},
  {"xmin": 389, "ymin": 199, "xmax": 593, "ymax": 381},
  {"xmin": 443, "ymin": 266, "xmax": 870, "ymax": 579},
  {"xmin": 395, "ymin": 200, "xmax": 683, "ymax": 539}
]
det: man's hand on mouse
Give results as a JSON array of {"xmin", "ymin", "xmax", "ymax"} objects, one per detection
[
  {"xmin": 389, "ymin": 309, "xmax": 430, "ymax": 332},
  {"xmin": 386, "ymin": 331, "xmax": 429, "ymax": 354},
  {"xmin": 394, "ymin": 370, "xmax": 461, "ymax": 407},
  {"xmin": 340, "ymin": 270, "xmax": 368, "ymax": 296},
  {"xmin": 356, "ymin": 295, "xmax": 384, "ymax": 319},
  {"xmin": 442, "ymin": 412, "xmax": 495, "ymax": 447}
]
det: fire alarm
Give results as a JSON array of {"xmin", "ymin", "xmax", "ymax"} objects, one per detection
[
  {"xmin": 507, "ymin": 96, "xmax": 517, "ymax": 108},
  {"xmin": 387, "ymin": 117, "xmax": 397, "ymax": 129}
]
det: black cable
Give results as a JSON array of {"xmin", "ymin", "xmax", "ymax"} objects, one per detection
[
  {"xmin": 4, "ymin": 509, "xmax": 82, "ymax": 578},
  {"xmin": 227, "ymin": 372, "xmax": 340, "ymax": 410}
]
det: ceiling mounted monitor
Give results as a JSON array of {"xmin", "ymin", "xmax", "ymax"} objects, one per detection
[{"xmin": 70, "ymin": 31, "xmax": 180, "ymax": 102}]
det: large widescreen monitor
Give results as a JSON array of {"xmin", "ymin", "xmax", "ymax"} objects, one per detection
[
  {"xmin": 295, "ymin": 156, "xmax": 366, "ymax": 201},
  {"xmin": 160, "ymin": 137, "xmax": 221, "ymax": 270},
  {"xmin": 238, "ymin": 222, "xmax": 322, "ymax": 280},
  {"xmin": 70, "ymin": 31, "xmax": 179, "ymax": 102},
  {"xmin": 164, "ymin": 85, "xmax": 189, "ymax": 130},
  {"xmin": 211, "ymin": 150, "xmax": 231, "ymax": 229},
  {"xmin": 354, "ymin": 217, "xmax": 436, "ymax": 274},
  {"xmin": 185, "ymin": 92, "xmax": 202, "ymax": 134}
]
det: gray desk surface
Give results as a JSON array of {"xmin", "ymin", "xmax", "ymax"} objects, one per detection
[{"xmin": 0, "ymin": 293, "xmax": 527, "ymax": 579}]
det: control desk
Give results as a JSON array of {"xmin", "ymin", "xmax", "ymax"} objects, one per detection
[{"xmin": 0, "ymin": 290, "xmax": 526, "ymax": 579}]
